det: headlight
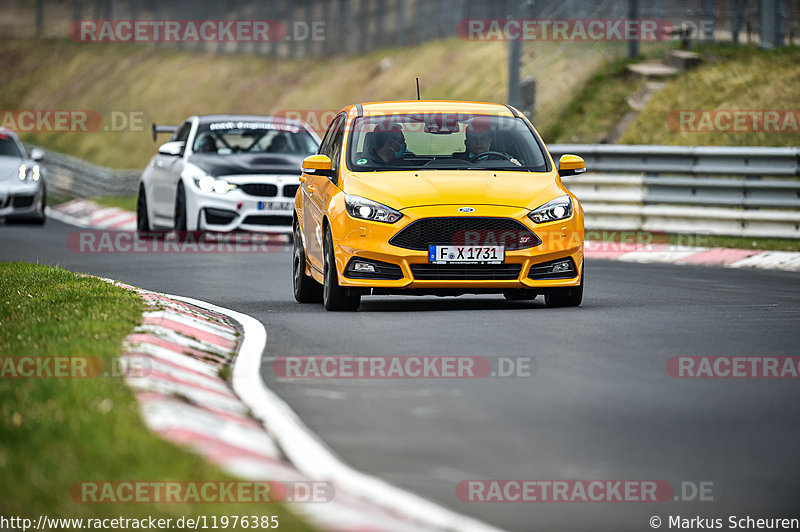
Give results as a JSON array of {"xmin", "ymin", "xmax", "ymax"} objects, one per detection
[
  {"xmin": 345, "ymin": 195, "xmax": 403, "ymax": 223},
  {"xmin": 18, "ymin": 164, "xmax": 40, "ymax": 182},
  {"xmin": 528, "ymin": 195, "xmax": 573, "ymax": 224},
  {"xmin": 195, "ymin": 176, "xmax": 236, "ymax": 194}
]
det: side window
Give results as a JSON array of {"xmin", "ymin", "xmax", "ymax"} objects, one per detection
[
  {"xmin": 317, "ymin": 114, "xmax": 342, "ymax": 156},
  {"xmin": 173, "ymin": 121, "xmax": 192, "ymax": 155},
  {"xmin": 327, "ymin": 120, "xmax": 345, "ymax": 176}
]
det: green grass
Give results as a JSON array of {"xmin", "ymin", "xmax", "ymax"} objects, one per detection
[
  {"xmin": 548, "ymin": 56, "xmax": 646, "ymax": 143},
  {"xmin": 94, "ymin": 195, "xmax": 137, "ymax": 212},
  {"xmin": 0, "ymin": 263, "xmax": 315, "ymax": 530},
  {"xmin": 549, "ymin": 44, "xmax": 800, "ymax": 146}
]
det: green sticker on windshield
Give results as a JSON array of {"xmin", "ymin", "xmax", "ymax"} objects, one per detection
[{"xmin": 356, "ymin": 158, "xmax": 368, "ymax": 165}]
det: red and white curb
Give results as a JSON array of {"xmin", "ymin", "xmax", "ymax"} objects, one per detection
[
  {"xmin": 584, "ymin": 242, "xmax": 800, "ymax": 271},
  {"xmin": 48, "ymin": 198, "xmax": 137, "ymax": 230},
  {"xmin": 103, "ymin": 278, "xmax": 502, "ymax": 532}
]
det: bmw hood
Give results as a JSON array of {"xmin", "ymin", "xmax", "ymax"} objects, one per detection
[
  {"xmin": 343, "ymin": 169, "xmax": 566, "ymax": 211},
  {"xmin": 187, "ymin": 153, "xmax": 305, "ymax": 177}
]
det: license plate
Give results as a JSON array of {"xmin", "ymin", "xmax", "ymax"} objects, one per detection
[
  {"xmin": 258, "ymin": 200, "xmax": 293, "ymax": 211},
  {"xmin": 429, "ymin": 245, "xmax": 505, "ymax": 264}
]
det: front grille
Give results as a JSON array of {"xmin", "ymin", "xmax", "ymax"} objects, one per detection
[
  {"xmin": 410, "ymin": 264, "xmax": 522, "ymax": 280},
  {"xmin": 240, "ymin": 184, "xmax": 278, "ymax": 197},
  {"xmin": 12, "ymin": 195, "xmax": 35, "ymax": 208},
  {"xmin": 390, "ymin": 217, "xmax": 539, "ymax": 251},
  {"xmin": 283, "ymin": 184, "xmax": 299, "ymax": 198},
  {"xmin": 242, "ymin": 215, "xmax": 292, "ymax": 226}
]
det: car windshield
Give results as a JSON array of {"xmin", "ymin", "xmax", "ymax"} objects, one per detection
[
  {"xmin": 347, "ymin": 113, "xmax": 548, "ymax": 172},
  {"xmin": 0, "ymin": 134, "xmax": 23, "ymax": 158},
  {"xmin": 192, "ymin": 121, "xmax": 318, "ymax": 156}
]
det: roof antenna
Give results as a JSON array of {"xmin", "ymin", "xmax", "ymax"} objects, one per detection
[{"xmin": 416, "ymin": 78, "xmax": 421, "ymax": 100}]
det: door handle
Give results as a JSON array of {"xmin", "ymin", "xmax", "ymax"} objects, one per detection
[{"xmin": 307, "ymin": 185, "xmax": 316, "ymax": 193}]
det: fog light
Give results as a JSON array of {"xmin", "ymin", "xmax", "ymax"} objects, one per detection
[
  {"xmin": 353, "ymin": 261, "xmax": 376, "ymax": 273},
  {"xmin": 552, "ymin": 260, "xmax": 572, "ymax": 272}
]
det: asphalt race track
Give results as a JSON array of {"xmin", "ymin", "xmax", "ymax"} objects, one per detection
[{"xmin": 3, "ymin": 220, "xmax": 799, "ymax": 532}]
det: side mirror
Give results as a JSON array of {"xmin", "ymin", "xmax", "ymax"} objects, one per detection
[
  {"xmin": 158, "ymin": 141, "xmax": 185, "ymax": 157},
  {"xmin": 302, "ymin": 154, "xmax": 333, "ymax": 176},
  {"xmin": 557, "ymin": 154, "xmax": 586, "ymax": 177},
  {"xmin": 30, "ymin": 148, "xmax": 44, "ymax": 161}
]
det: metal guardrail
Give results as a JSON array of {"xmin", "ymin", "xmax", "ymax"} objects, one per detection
[
  {"xmin": 551, "ymin": 144, "xmax": 800, "ymax": 239},
  {"xmin": 26, "ymin": 142, "xmax": 800, "ymax": 239},
  {"xmin": 25, "ymin": 144, "xmax": 140, "ymax": 200},
  {"xmin": 548, "ymin": 144, "xmax": 800, "ymax": 177}
]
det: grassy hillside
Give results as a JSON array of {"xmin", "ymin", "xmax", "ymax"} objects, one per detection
[
  {"xmin": 619, "ymin": 45, "xmax": 800, "ymax": 145},
  {"xmin": 553, "ymin": 44, "xmax": 800, "ymax": 145},
  {"xmin": 1, "ymin": 37, "xmax": 635, "ymax": 168}
]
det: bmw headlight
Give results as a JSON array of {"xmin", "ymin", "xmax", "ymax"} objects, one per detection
[
  {"xmin": 345, "ymin": 195, "xmax": 403, "ymax": 223},
  {"xmin": 18, "ymin": 164, "xmax": 40, "ymax": 182},
  {"xmin": 528, "ymin": 195, "xmax": 573, "ymax": 224},
  {"xmin": 195, "ymin": 175, "xmax": 236, "ymax": 194}
]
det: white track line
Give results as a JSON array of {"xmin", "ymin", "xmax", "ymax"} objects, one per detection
[{"xmin": 168, "ymin": 294, "xmax": 504, "ymax": 532}]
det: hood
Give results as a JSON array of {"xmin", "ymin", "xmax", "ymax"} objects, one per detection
[
  {"xmin": 187, "ymin": 153, "xmax": 305, "ymax": 177},
  {"xmin": 342, "ymin": 169, "xmax": 565, "ymax": 211},
  {"xmin": 0, "ymin": 155, "xmax": 23, "ymax": 181}
]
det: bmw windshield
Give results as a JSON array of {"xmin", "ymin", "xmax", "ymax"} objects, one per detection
[
  {"xmin": 347, "ymin": 113, "xmax": 549, "ymax": 172},
  {"xmin": 193, "ymin": 121, "xmax": 318, "ymax": 156}
]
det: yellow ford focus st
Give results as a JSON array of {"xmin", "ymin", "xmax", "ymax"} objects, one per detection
[{"xmin": 293, "ymin": 101, "xmax": 585, "ymax": 311}]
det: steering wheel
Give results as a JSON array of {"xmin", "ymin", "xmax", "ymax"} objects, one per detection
[{"xmin": 469, "ymin": 151, "xmax": 514, "ymax": 162}]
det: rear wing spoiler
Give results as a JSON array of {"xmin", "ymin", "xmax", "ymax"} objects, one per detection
[{"xmin": 151, "ymin": 123, "xmax": 179, "ymax": 142}]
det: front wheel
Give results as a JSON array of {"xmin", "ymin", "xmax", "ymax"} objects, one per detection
[
  {"xmin": 293, "ymin": 222, "xmax": 323, "ymax": 303},
  {"xmin": 323, "ymin": 227, "xmax": 360, "ymax": 311},
  {"xmin": 545, "ymin": 271, "xmax": 583, "ymax": 308},
  {"xmin": 137, "ymin": 185, "xmax": 150, "ymax": 231},
  {"xmin": 174, "ymin": 182, "xmax": 187, "ymax": 231}
]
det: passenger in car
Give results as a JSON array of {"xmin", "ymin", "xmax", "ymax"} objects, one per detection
[
  {"xmin": 362, "ymin": 124, "xmax": 410, "ymax": 166},
  {"xmin": 452, "ymin": 122, "xmax": 492, "ymax": 160}
]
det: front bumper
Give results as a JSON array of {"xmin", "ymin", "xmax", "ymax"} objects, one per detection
[
  {"xmin": 0, "ymin": 181, "xmax": 44, "ymax": 219},
  {"xmin": 329, "ymin": 205, "xmax": 583, "ymax": 292},
  {"xmin": 190, "ymin": 182, "xmax": 296, "ymax": 234}
]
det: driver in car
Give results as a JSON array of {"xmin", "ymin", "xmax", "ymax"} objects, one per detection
[
  {"xmin": 453, "ymin": 121, "xmax": 521, "ymax": 165},
  {"xmin": 452, "ymin": 122, "xmax": 491, "ymax": 160}
]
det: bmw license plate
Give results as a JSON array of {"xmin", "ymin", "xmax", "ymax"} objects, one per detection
[
  {"xmin": 429, "ymin": 245, "xmax": 504, "ymax": 264},
  {"xmin": 258, "ymin": 200, "xmax": 293, "ymax": 211}
]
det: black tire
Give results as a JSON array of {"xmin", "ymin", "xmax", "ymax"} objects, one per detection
[
  {"xmin": 503, "ymin": 290, "xmax": 537, "ymax": 301},
  {"xmin": 30, "ymin": 191, "xmax": 46, "ymax": 225},
  {"xmin": 293, "ymin": 221, "xmax": 323, "ymax": 303},
  {"xmin": 545, "ymin": 271, "xmax": 584, "ymax": 308},
  {"xmin": 323, "ymin": 227, "xmax": 360, "ymax": 311},
  {"xmin": 174, "ymin": 182, "xmax": 187, "ymax": 231},
  {"xmin": 136, "ymin": 185, "xmax": 150, "ymax": 232}
]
